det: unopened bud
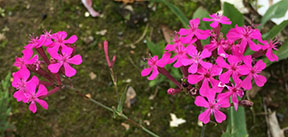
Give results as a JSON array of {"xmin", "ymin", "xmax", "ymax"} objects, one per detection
[
  {"xmin": 239, "ymin": 100, "xmax": 253, "ymax": 107},
  {"xmin": 188, "ymin": 87, "xmax": 198, "ymax": 96},
  {"xmin": 167, "ymin": 88, "xmax": 181, "ymax": 95}
]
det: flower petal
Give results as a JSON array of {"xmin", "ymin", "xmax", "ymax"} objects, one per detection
[
  {"xmin": 64, "ymin": 35, "xmax": 77, "ymax": 44},
  {"xmin": 195, "ymin": 96, "xmax": 209, "ymax": 107},
  {"xmin": 219, "ymin": 71, "xmax": 232, "ymax": 83},
  {"xmin": 48, "ymin": 63, "xmax": 62, "ymax": 73},
  {"xmin": 242, "ymin": 74, "xmax": 252, "ymax": 90},
  {"xmin": 216, "ymin": 57, "xmax": 229, "ymax": 68},
  {"xmin": 141, "ymin": 68, "xmax": 152, "ymax": 77},
  {"xmin": 29, "ymin": 101, "xmax": 37, "ymax": 113},
  {"xmin": 187, "ymin": 74, "xmax": 203, "ymax": 84},
  {"xmin": 198, "ymin": 109, "xmax": 211, "ymax": 124},
  {"xmin": 36, "ymin": 99, "xmax": 48, "ymax": 110},
  {"xmin": 188, "ymin": 63, "xmax": 198, "ymax": 74},
  {"xmin": 64, "ymin": 63, "xmax": 76, "ymax": 77},
  {"xmin": 254, "ymin": 74, "xmax": 267, "ymax": 87},
  {"xmin": 254, "ymin": 60, "xmax": 266, "ymax": 71},
  {"xmin": 36, "ymin": 84, "xmax": 48, "ymax": 97},
  {"xmin": 213, "ymin": 109, "xmax": 226, "ymax": 123},
  {"xmin": 148, "ymin": 69, "xmax": 159, "ymax": 80},
  {"xmin": 68, "ymin": 55, "xmax": 82, "ymax": 65}
]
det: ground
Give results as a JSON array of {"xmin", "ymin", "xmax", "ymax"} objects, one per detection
[{"xmin": 0, "ymin": 0, "xmax": 287, "ymax": 137}]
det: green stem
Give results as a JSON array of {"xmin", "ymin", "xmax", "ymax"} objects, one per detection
[
  {"xmin": 200, "ymin": 124, "xmax": 206, "ymax": 137},
  {"xmin": 69, "ymin": 86, "xmax": 159, "ymax": 137},
  {"xmin": 110, "ymin": 68, "xmax": 119, "ymax": 103}
]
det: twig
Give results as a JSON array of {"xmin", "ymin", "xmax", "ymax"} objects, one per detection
[{"xmin": 68, "ymin": 86, "xmax": 160, "ymax": 137}]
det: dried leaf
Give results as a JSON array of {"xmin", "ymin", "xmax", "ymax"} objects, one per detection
[
  {"xmin": 89, "ymin": 72, "xmax": 97, "ymax": 80},
  {"xmin": 121, "ymin": 122, "xmax": 130, "ymax": 130},
  {"xmin": 267, "ymin": 111, "xmax": 285, "ymax": 137},
  {"xmin": 125, "ymin": 86, "xmax": 136, "ymax": 108},
  {"xmin": 161, "ymin": 25, "xmax": 174, "ymax": 44},
  {"xmin": 169, "ymin": 113, "xmax": 186, "ymax": 127}
]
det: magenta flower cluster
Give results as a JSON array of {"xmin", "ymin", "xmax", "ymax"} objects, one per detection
[
  {"xmin": 12, "ymin": 31, "xmax": 82, "ymax": 113},
  {"xmin": 142, "ymin": 14, "xmax": 278, "ymax": 124}
]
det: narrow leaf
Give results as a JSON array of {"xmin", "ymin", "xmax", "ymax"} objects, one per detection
[
  {"xmin": 193, "ymin": 7, "xmax": 210, "ymax": 30},
  {"xmin": 222, "ymin": 2, "xmax": 244, "ymax": 35},
  {"xmin": 154, "ymin": 0, "xmax": 189, "ymax": 27},
  {"xmin": 259, "ymin": 0, "xmax": 288, "ymax": 29},
  {"xmin": 262, "ymin": 20, "xmax": 288, "ymax": 40},
  {"xmin": 117, "ymin": 85, "xmax": 128, "ymax": 113},
  {"xmin": 222, "ymin": 106, "xmax": 248, "ymax": 137},
  {"xmin": 146, "ymin": 40, "xmax": 165, "ymax": 58}
]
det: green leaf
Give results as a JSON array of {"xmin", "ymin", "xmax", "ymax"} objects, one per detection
[
  {"xmin": 149, "ymin": 75, "xmax": 166, "ymax": 87},
  {"xmin": 146, "ymin": 40, "xmax": 165, "ymax": 58},
  {"xmin": 222, "ymin": 106, "xmax": 248, "ymax": 137},
  {"xmin": 117, "ymin": 86, "xmax": 128, "ymax": 113},
  {"xmin": 193, "ymin": 7, "xmax": 210, "ymax": 30},
  {"xmin": 154, "ymin": 0, "xmax": 189, "ymax": 27},
  {"xmin": 222, "ymin": 2, "xmax": 244, "ymax": 35},
  {"xmin": 259, "ymin": 0, "xmax": 288, "ymax": 29},
  {"xmin": 262, "ymin": 20, "xmax": 288, "ymax": 40},
  {"xmin": 264, "ymin": 39, "xmax": 288, "ymax": 67}
]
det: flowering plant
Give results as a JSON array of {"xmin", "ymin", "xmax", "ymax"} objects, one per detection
[
  {"xmin": 141, "ymin": 14, "xmax": 278, "ymax": 124},
  {"xmin": 12, "ymin": 31, "xmax": 82, "ymax": 113}
]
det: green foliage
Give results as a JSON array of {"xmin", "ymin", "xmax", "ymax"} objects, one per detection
[
  {"xmin": 222, "ymin": 2, "xmax": 244, "ymax": 35},
  {"xmin": 0, "ymin": 73, "xmax": 12, "ymax": 135},
  {"xmin": 259, "ymin": 0, "xmax": 288, "ymax": 29},
  {"xmin": 146, "ymin": 40, "xmax": 166, "ymax": 58},
  {"xmin": 193, "ymin": 7, "xmax": 210, "ymax": 30},
  {"xmin": 116, "ymin": 86, "xmax": 128, "ymax": 113},
  {"xmin": 262, "ymin": 20, "xmax": 288, "ymax": 40},
  {"xmin": 154, "ymin": 0, "xmax": 189, "ymax": 27},
  {"xmin": 222, "ymin": 106, "xmax": 248, "ymax": 137}
]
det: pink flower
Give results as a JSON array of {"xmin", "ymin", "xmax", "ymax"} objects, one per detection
[
  {"xmin": 216, "ymin": 56, "xmax": 248, "ymax": 84},
  {"xmin": 141, "ymin": 53, "xmax": 171, "ymax": 80},
  {"xmin": 165, "ymin": 34, "xmax": 183, "ymax": 52},
  {"xmin": 227, "ymin": 25, "xmax": 262, "ymax": 51},
  {"xmin": 204, "ymin": 38, "xmax": 230, "ymax": 58},
  {"xmin": 240, "ymin": 55, "xmax": 267, "ymax": 90},
  {"xmin": 188, "ymin": 65, "xmax": 222, "ymax": 96},
  {"xmin": 219, "ymin": 82, "xmax": 244, "ymax": 111},
  {"xmin": 195, "ymin": 90, "xmax": 230, "ymax": 124},
  {"xmin": 47, "ymin": 31, "xmax": 78, "ymax": 53},
  {"xmin": 12, "ymin": 68, "xmax": 39, "ymax": 102},
  {"xmin": 169, "ymin": 44, "xmax": 192, "ymax": 68},
  {"xmin": 178, "ymin": 18, "xmax": 210, "ymax": 44},
  {"xmin": 81, "ymin": 0, "xmax": 100, "ymax": 17},
  {"xmin": 25, "ymin": 84, "xmax": 48, "ymax": 113},
  {"xmin": 48, "ymin": 46, "xmax": 82, "ymax": 77},
  {"xmin": 202, "ymin": 13, "xmax": 231, "ymax": 28},
  {"xmin": 13, "ymin": 49, "xmax": 39, "ymax": 69},
  {"xmin": 261, "ymin": 40, "xmax": 278, "ymax": 62},
  {"xmin": 184, "ymin": 46, "xmax": 212, "ymax": 73},
  {"xmin": 104, "ymin": 40, "xmax": 116, "ymax": 68}
]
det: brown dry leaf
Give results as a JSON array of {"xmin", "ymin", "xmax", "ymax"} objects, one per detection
[
  {"xmin": 161, "ymin": 25, "xmax": 174, "ymax": 44},
  {"xmin": 89, "ymin": 72, "xmax": 97, "ymax": 80},
  {"xmin": 85, "ymin": 93, "xmax": 91, "ymax": 99},
  {"xmin": 267, "ymin": 111, "xmax": 285, "ymax": 137},
  {"xmin": 125, "ymin": 86, "xmax": 136, "ymax": 108},
  {"xmin": 121, "ymin": 122, "xmax": 130, "ymax": 130}
]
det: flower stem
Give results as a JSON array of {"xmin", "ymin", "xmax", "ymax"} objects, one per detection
[
  {"xmin": 68, "ymin": 86, "xmax": 159, "ymax": 137},
  {"xmin": 109, "ymin": 68, "xmax": 119, "ymax": 103},
  {"xmin": 200, "ymin": 124, "xmax": 206, "ymax": 137},
  {"xmin": 158, "ymin": 67, "xmax": 182, "ymax": 89}
]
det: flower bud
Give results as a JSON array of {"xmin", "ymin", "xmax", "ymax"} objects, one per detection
[{"xmin": 239, "ymin": 100, "xmax": 253, "ymax": 107}]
